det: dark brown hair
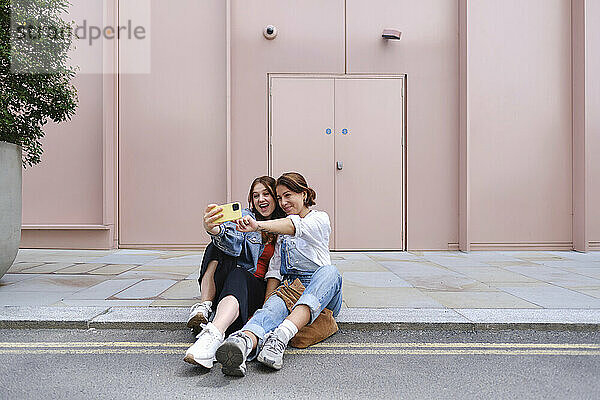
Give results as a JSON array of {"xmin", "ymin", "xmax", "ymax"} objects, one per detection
[
  {"xmin": 247, "ymin": 176, "xmax": 286, "ymax": 244},
  {"xmin": 276, "ymin": 172, "xmax": 316, "ymax": 207}
]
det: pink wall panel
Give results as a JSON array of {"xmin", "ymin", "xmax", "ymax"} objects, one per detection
[
  {"xmin": 588, "ymin": 0, "xmax": 600, "ymax": 245},
  {"xmin": 119, "ymin": 0, "xmax": 226, "ymax": 246},
  {"xmin": 346, "ymin": 0, "xmax": 459, "ymax": 250},
  {"xmin": 22, "ymin": 77, "xmax": 104, "ymax": 225},
  {"xmin": 230, "ymin": 0, "xmax": 345, "ymax": 204},
  {"xmin": 468, "ymin": 0, "xmax": 572, "ymax": 245},
  {"xmin": 22, "ymin": 0, "xmax": 105, "ymax": 226}
]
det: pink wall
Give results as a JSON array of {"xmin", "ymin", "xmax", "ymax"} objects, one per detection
[
  {"xmin": 345, "ymin": 0, "xmax": 458, "ymax": 250},
  {"xmin": 22, "ymin": 75, "xmax": 104, "ymax": 225},
  {"xmin": 588, "ymin": 0, "xmax": 600, "ymax": 247},
  {"xmin": 230, "ymin": 0, "xmax": 345, "ymax": 207},
  {"xmin": 118, "ymin": 0, "xmax": 226, "ymax": 248},
  {"xmin": 467, "ymin": 0, "xmax": 573, "ymax": 247},
  {"xmin": 20, "ymin": 0, "xmax": 598, "ymax": 250}
]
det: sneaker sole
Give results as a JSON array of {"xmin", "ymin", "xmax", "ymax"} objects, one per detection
[
  {"xmin": 183, "ymin": 353, "xmax": 214, "ymax": 369},
  {"xmin": 215, "ymin": 342, "xmax": 246, "ymax": 377},
  {"xmin": 186, "ymin": 313, "xmax": 209, "ymax": 329}
]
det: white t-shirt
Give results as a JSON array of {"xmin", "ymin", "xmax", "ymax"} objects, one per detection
[{"xmin": 265, "ymin": 210, "xmax": 332, "ymax": 281}]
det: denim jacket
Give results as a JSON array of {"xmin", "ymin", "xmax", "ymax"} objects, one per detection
[{"xmin": 210, "ymin": 208, "xmax": 264, "ymax": 275}]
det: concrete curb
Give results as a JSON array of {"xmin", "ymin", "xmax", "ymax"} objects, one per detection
[{"xmin": 1, "ymin": 306, "xmax": 600, "ymax": 331}]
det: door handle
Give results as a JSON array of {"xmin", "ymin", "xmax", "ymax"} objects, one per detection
[{"xmin": 336, "ymin": 161, "xmax": 343, "ymax": 170}]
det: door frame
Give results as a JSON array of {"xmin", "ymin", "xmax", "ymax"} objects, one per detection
[{"xmin": 267, "ymin": 73, "xmax": 407, "ymax": 251}]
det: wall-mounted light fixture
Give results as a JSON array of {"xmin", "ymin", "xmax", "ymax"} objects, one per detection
[
  {"xmin": 263, "ymin": 25, "xmax": 278, "ymax": 40},
  {"xmin": 382, "ymin": 29, "xmax": 402, "ymax": 40}
]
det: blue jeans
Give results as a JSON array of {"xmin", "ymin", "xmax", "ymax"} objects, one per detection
[{"xmin": 242, "ymin": 264, "xmax": 342, "ymax": 350}]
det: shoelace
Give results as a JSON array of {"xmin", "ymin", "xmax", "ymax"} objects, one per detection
[
  {"xmin": 263, "ymin": 333, "xmax": 286, "ymax": 354},
  {"xmin": 196, "ymin": 327, "xmax": 221, "ymax": 342}
]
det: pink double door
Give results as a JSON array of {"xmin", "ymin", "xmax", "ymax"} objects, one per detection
[{"xmin": 270, "ymin": 76, "xmax": 405, "ymax": 250}]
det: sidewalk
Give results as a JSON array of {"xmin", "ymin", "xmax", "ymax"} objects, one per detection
[{"xmin": 2, "ymin": 249, "xmax": 600, "ymax": 330}]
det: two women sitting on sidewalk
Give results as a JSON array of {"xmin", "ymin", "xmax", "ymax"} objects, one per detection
[{"xmin": 184, "ymin": 172, "xmax": 342, "ymax": 377}]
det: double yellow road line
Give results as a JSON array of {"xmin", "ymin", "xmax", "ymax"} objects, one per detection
[{"xmin": 0, "ymin": 342, "xmax": 599, "ymax": 356}]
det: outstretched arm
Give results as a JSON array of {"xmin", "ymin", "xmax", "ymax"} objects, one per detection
[{"xmin": 235, "ymin": 215, "xmax": 295, "ymax": 236}]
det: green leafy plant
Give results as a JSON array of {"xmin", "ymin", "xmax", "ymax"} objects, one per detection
[{"xmin": 0, "ymin": 0, "xmax": 78, "ymax": 167}]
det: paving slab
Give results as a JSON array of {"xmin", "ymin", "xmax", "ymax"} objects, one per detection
[
  {"xmin": 13, "ymin": 252, "xmax": 110, "ymax": 264},
  {"xmin": 6, "ymin": 262, "xmax": 46, "ymax": 273},
  {"xmin": 441, "ymin": 266, "xmax": 539, "ymax": 284},
  {"xmin": 57, "ymin": 299, "xmax": 154, "ymax": 307},
  {"xmin": 87, "ymin": 264, "xmax": 138, "ymax": 275},
  {"xmin": 574, "ymin": 289, "xmax": 600, "ymax": 299},
  {"xmin": 504, "ymin": 265, "xmax": 600, "ymax": 288},
  {"xmin": 132, "ymin": 265, "xmax": 198, "ymax": 274},
  {"xmin": 383, "ymin": 261, "xmax": 492, "ymax": 291},
  {"xmin": 113, "ymin": 279, "xmax": 177, "ymax": 299},
  {"xmin": 54, "ymin": 263, "xmax": 107, "ymax": 274},
  {"xmin": 19, "ymin": 263, "xmax": 76, "ymax": 274},
  {"xmin": 342, "ymin": 284, "xmax": 444, "ymax": 308},
  {"xmin": 333, "ymin": 252, "xmax": 373, "ymax": 261},
  {"xmin": 185, "ymin": 271, "xmax": 200, "ymax": 281},
  {"xmin": 91, "ymin": 254, "xmax": 161, "ymax": 265},
  {"xmin": 0, "ymin": 273, "xmax": 42, "ymax": 286},
  {"xmin": 150, "ymin": 299, "xmax": 200, "ymax": 307},
  {"xmin": 0, "ymin": 291, "xmax": 67, "ymax": 306},
  {"xmin": 157, "ymin": 251, "xmax": 203, "ymax": 259},
  {"xmin": 342, "ymin": 271, "xmax": 412, "ymax": 288},
  {"xmin": 424, "ymin": 291, "xmax": 540, "ymax": 309},
  {"xmin": 0, "ymin": 274, "xmax": 108, "ymax": 293},
  {"xmin": 65, "ymin": 278, "xmax": 142, "ymax": 300},
  {"xmin": 157, "ymin": 280, "xmax": 200, "ymax": 300},
  {"xmin": 423, "ymin": 255, "xmax": 489, "ymax": 268},
  {"xmin": 114, "ymin": 270, "xmax": 189, "ymax": 280},
  {"xmin": 497, "ymin": 285, "xmax": 600, "ymax": 308},
  {"xmin": 366, "ymin": 252, "xmax": 424, "ymax": 262},
  {"xmin": 333, "ymin": 260, "xmax": 389, "ymax": 273},
  {"xmin": 140, "ymin": 255, "xmax": 204, "ymax": 267},
  {"xmin": 0, "ymin": 306, "xmax": 108, "ymax": 328}
]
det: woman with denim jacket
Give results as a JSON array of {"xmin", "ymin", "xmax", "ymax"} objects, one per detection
[
  {"xmin": 215, "ymin": 172, "xmax": 343, "ymax": 377},
  {"xmin": 184, "ymin": 176, "xmax": 285, "ymax": 368}
]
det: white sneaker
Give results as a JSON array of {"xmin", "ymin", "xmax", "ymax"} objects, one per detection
[
  {"xmin": 183, "ymin": 323, "xmax": 224, "ymax": 368},
  {"xmin": 257, "ymin": 329, "xmax": 287, "ymax": 370},
  {"xmin": 186, "ymin": 301, "xmax": 212, "ymax": 330}
]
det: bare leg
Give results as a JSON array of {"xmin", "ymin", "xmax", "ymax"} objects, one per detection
[
  {"xmin": 286, "ymin": 304, "xmax": 310, "ymax": 330},
  {"xmin": 242, "ymin": 330, "xmax": 259, "ymax": 351},
  {"xmin": 200, "ymin": 260, "xmax": 218, "ymax": 302},
  {"xmin": 212, "ymin": 295, "xmax": 240, "ymax": 334}
]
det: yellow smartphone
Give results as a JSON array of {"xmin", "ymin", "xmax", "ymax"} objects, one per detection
[{"xmin": 212, "ymin": 202, "xmax": 243, "ymax": 224}]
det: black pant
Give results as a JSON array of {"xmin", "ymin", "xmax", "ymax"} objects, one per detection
[{"xmin": 199, "ymin": 243, "xmax": 266, "ymax": 335}]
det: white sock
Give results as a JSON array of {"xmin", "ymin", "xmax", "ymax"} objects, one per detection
[{"xmin": 275, "ymin": 319, "xmax": 298, "ymax": 344}]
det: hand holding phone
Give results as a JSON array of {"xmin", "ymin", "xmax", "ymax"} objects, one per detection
[
  {"xmin": 211, "ymin": 202, "xmax": 243, "ymax": 224},
  {"xmin": 203, "ymin": 204, "xmax": 223, "ymax": 233}
]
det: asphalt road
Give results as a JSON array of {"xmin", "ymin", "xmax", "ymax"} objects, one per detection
[{"xmin": 0, "ymin": 328, "xmax": 598, "ymax": 400}]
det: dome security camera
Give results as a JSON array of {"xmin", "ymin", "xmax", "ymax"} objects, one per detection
[{"xmin": 263, "ymin": 25, "xmax": 277, "ymax": 40}]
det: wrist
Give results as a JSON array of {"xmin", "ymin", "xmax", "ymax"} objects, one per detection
[{"xmin": 207, "ymin": 225, "xmax": 221, "ymax": 236}]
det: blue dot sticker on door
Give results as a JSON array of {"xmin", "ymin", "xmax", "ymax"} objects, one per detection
[
  {"xmin": 342, "ymin": 129, "xmax": 348, "ymax": 135},
  {"xmin": 326, "ymin": 128, "xmax": 331, "ymax": 135}
]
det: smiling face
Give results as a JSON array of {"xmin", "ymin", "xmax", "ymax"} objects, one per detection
[
  {"xmin": 251, "ymin": 182, "xmax": 276, "ymax": 218},
  {"xmin": 276, "ymin": 184, "xmax": 309, "ymax": 217}
]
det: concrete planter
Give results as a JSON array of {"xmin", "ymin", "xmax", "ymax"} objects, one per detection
[{"xmin": 0, "ymin": 141, "xmax": 22, "ymax": 278}]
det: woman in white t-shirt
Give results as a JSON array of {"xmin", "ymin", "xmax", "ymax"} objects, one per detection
[{"xmin": 214, "ymin": 172, "xmax": 343, "ymax": 377}]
